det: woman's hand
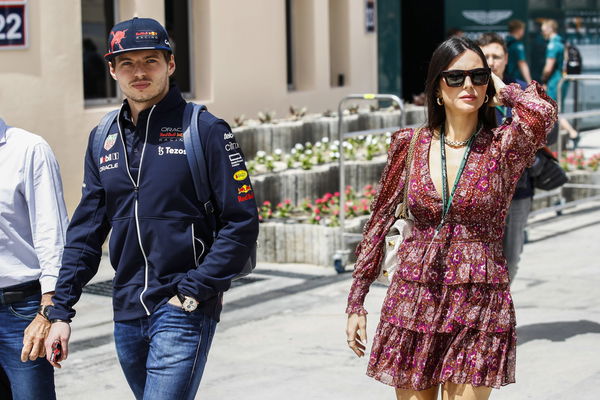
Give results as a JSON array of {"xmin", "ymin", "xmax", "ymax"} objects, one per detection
[
  {"xmin": 488, "ymin": 72, "xmax": 506, "ymax": 107},
  {"xmin": 346, "ymin": 313, "xmax": 368, "ymax": 357}
]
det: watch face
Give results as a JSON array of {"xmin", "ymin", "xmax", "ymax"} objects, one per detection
[
  {"xmin": 40, "ymin": 305, "xmax": 51, "ymax": 320},
  {"xmin": 183, "ymin": 298, "xmax": 198, "ymax": 312}
]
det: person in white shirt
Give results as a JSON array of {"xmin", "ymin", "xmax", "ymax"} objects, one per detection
[{"xmin": 0, "ymin": 118, "xmax": 68, "ymax": 399}]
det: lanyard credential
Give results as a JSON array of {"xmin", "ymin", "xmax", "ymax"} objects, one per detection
[
  {"xmin": 419, "ymin": 126, "xmax": 478, "ymax": 264},
  {"xmin": 437, "ymin": 126, "xmax": 478, "ymax": 233},
  {"xmin": 496, "ymin": 106, "xmax": 508, "ymax": 124}
]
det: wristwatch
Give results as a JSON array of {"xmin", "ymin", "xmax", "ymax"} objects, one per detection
[
  {"xmin": 38, "ymin": 305, "xmax": 52, "ymax": 321},
  {"xmin": 176, "ymin": 293, "xmax": 199, "ymax": 312}
]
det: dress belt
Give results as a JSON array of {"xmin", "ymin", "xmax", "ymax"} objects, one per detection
[{"xmin": 0, "ymin": 280, "xmax": 41, "ymax": 305}]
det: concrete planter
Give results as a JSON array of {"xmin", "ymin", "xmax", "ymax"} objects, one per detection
[
  {"xmin": 252, "ymin": 155, "xmax": 387, "ymax": 206},
  {"xmin": 257, "ymin": 216, "xmax": 369, "ymax": 266},
  {"xmin": 233, "ymin": 106, "xmax": 428, "ymax": 158},
  {"xmin": 256, "ymin": 170, "xmax": 600, "ymax": 267}
]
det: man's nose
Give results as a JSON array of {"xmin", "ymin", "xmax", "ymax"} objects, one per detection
[{"xmin": 133, "ymin": 62, "xmax": 146, "ymax": 77}]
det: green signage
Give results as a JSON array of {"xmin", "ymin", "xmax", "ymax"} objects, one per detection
[{"xmin": 445, "ymin": 0, "xmax": 528, "ymax": 39}]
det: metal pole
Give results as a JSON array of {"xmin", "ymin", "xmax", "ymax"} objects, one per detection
[
  {"xmin": 338, "ymin": 101, "xmax": 346, "ymax": 236},
  {"xmin": 336, "ymin": 94, "xmax": 403, "ymax": 262}
]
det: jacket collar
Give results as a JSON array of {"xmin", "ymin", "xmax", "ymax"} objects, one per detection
[
  {"xmin": 122, "ymin": 84, "xmax": 185, "ymax": 118},
  {"xmin": 0, "ymin": 118, "xmax": 7, "ymax": 145}
]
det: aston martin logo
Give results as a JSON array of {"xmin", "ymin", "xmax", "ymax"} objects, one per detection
[{"xmin": 462, "ymin": 10, "xmax": 513, "ymax": 25}]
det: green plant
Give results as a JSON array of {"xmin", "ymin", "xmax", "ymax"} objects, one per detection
[
  {"xmin": 257, "ymin": 110, "xmax": 276, "ymax": 124},
  {"xmin": 266, "ymin": 156, "xmax": 275, "ymax": 172},
  {"xmin": 289, "ymin": 105, "xmax": 307, "ymax": 120},
  {"xmin": 275, "ymin": 200, "xmax": 293, "ymax": 218},
  {"xmin": 232, "ymin": 114, "xmax": 246, "ymax": 128},
  {"xmin": 347, "ymin": 104, "xmax": 359, "ymax": 114},
  {"xmin": 259, "ymin": 201, "xmax": 273, "ymax": 222}
]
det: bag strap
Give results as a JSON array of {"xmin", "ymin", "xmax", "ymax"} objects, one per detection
[
  {"xmin": 397, "ymin": 128, "xmax": 421, "ymax": 219},
  {"xmin": 182, "ymin": 103, "xmax": 216, "ymax": 227},
  {"xmin": 92, "ymin": 109, "xmax": 119, "ymax": 164}
]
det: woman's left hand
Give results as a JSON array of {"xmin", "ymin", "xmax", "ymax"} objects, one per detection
[{"xmin": 488, "ymin": 72, "xmax": 506, "ymax": 107}]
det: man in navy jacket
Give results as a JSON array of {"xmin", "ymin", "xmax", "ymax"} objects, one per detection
[
  {"xmin": 479, "ymin": 32, "xmax": 542, "ymax": 285},
  {"xmin": 44, "ymin": 18, "xmax": 258, "ymax": 399}
]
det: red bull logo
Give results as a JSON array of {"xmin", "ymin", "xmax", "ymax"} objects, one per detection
[
  {"xmin": 237, "ymin": 185, "xmax": 252, "ymax": 195},
  {"xmin": 110, "ymin": 29, "xmax": 128, "ymax": 51}
]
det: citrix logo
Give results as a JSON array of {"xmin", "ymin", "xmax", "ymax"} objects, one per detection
[
  {"xmin": 223, "ymin": 132, "xmax": 234, "ymax": 140},
  {"xmin": 225, "ymin": 141, "xmax": 240, "ymax": 152}
]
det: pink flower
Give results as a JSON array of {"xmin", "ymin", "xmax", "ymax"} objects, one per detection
[
  {"xmin": 487, "ymin": 159, "xmax": 498, "ymax": 172},
  {"xmin": 476, "ymin": 177, "xmax": 490, "ymax": 192},
  {"xmin": 442, "ymin": 365, "xmax": 454, "ymax": 379}
]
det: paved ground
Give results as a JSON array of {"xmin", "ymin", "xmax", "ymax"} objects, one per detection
[
  {"xmin": 50, "ymin": 198, "xmax": 600, "ymax": 400},
  {"xmin": 50, "ymin": 130, "xmax": 600, "ymax": 399}
]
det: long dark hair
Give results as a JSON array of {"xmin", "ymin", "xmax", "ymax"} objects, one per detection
[{"xmin": 424, "ymin": 37, "xmax": 497, "ymax": 133}]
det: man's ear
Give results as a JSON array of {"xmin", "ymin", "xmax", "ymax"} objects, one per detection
[
  {"xmin": 168, "ymin": 54, "xmax": 176, "ymax": 77},
  {"xmin": 108, "ymin": 61, "xmax": 117, "ymax": 81}
]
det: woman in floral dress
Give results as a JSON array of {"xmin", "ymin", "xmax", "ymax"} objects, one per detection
[{"xmin": 345, "ymin": 37, "xmax": 557, "ymax": 400}]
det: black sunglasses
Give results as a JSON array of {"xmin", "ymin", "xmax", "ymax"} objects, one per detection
[{"xmin": 440, "ymin": 68, "xmax": 491, "ymax": 87}]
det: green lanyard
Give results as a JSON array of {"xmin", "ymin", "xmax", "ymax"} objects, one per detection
[
  {"xmin": 495, "ymin": 106, "xmax": 508, "ymax": 123},
  {"xmin": 437, "ymin": 126, "xmax": 478, "ymax": 232}
]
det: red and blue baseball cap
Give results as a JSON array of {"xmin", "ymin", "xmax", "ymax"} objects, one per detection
[{"xmin": 104, "ymin": 17, "xmax": 172, "ymax": 61}]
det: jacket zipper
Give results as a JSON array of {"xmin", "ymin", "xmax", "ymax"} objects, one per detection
[
  {"xmin": 117, "ymin": 105, "xmax": 156, "ymax": 316},
  {"xmin": 191, "ymin": 224, "xmax": 205, "ymax": 265}
]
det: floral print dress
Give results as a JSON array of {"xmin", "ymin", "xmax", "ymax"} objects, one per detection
[{"xmin": 346, "ymin": 83, "xmax": 557, "ymax": 390}]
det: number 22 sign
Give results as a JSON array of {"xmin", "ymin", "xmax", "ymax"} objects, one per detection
[{"xmin": 0, "ymin": 2, "xmax": 27, "ymax": 49}]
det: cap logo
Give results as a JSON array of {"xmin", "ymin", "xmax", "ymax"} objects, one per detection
[
  {"xmin": 110, "ymin": 29, "xmax": 128, "ymax": 52},
  {"xmin": 136, "ymin": 30, "xmax": 160, "ymax": 44}
]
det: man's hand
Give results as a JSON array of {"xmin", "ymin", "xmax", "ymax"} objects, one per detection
[
  {"xmin": 21, "ymin": 292, "xmax": 53, "ymax": 362},
  {"xmin": 44, "ymin": 322, "xmax": 71, "ymax": 368},
  {"xmin": 168, "ymin": 295, "xmax": 182, "ymax": 308},
  {"xmin": 488, "ymin": 72, "xmax": 506, "ymax": 107},
  {"xmin": 20, "ymin": 314, "xmax": 51, "ymax": 362}
]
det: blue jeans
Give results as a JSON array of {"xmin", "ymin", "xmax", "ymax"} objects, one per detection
[
  {"xmin": 503, "ymin": 197, "xmax": 532, "ymax": 283},
  {"xmin": 114, "ymin": 302, "xmax": 217, "ymax": 400},
  {"xmin": 0, "ymin": 288, "xmax": 55, "ymax": 400}
]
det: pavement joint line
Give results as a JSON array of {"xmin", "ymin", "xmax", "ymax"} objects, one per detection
[
  {"xmin": 527, "ymin": 218, "xmax": 600, "ymax": 243},
  {"xmin": 69, "ymin": 271, "xmax": 352, "ymax": 353}
]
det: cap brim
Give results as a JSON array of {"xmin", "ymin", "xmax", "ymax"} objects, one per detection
[{"xmin": 104, "ymin": 46, "xmax": 172, "ymax": 61}]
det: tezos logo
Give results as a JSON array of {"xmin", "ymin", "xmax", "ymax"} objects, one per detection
[{"xmin": 158, "ymin": 146, "xmax": 186, "ymax": 156}]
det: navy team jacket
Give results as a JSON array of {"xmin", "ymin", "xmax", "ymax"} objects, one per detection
[{"xmin": 49, "ymin": 86, "xmax": 259, "ymax": 322}]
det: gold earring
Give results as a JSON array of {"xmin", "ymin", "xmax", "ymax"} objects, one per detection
[
  {"xmin": 485, "ymin": 95, "xmax": 489, "ymax": 103},
  {"xmin": 436, "ymin": 97, "xmax": 443, "ymax": 106}
]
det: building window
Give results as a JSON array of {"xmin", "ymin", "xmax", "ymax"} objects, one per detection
[
  {"xmin": 285, "ymin": 0, "xmax": 294, "ymax": 90},
  {"xmin": 285, "ymin": 0, "xmax": 316, "ymax": 91},
  {"xmin": 165, "ymin": 0, "xmax": 193, "ymax": 96},
  {"xmin": 329, "ymin": 0, "xmax": 350, "ymax": 87},
  {"xmin": 81, "ymin": 0, "xmax": 117, "ymax": 104}
]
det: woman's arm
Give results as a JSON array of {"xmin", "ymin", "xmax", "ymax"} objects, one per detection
[
  {"xmin": 497, "ymin": 81, "xmax": 558, "ymax": 152},
  {"xmin": 346, "ymin": 128, "xmax": 413, "ymax": 315}
]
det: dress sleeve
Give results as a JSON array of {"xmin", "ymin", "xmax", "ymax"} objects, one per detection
[
  {"xmin": 494, "ymin": 81, "xmax": 558, "ymax": 186},
  {"xmin": 346, "ymin": 128, "xmax": 413, "ymax": 315}
]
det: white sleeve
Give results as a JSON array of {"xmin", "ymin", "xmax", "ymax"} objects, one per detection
[{"xmin": 23, "ymin": 141, "xmax": 69, "ymax": 294}]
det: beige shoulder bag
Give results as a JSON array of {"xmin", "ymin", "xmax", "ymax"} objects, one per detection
[{"xmin": 376, "ymin": 128, "xmax": 421, "ymax": 285}]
